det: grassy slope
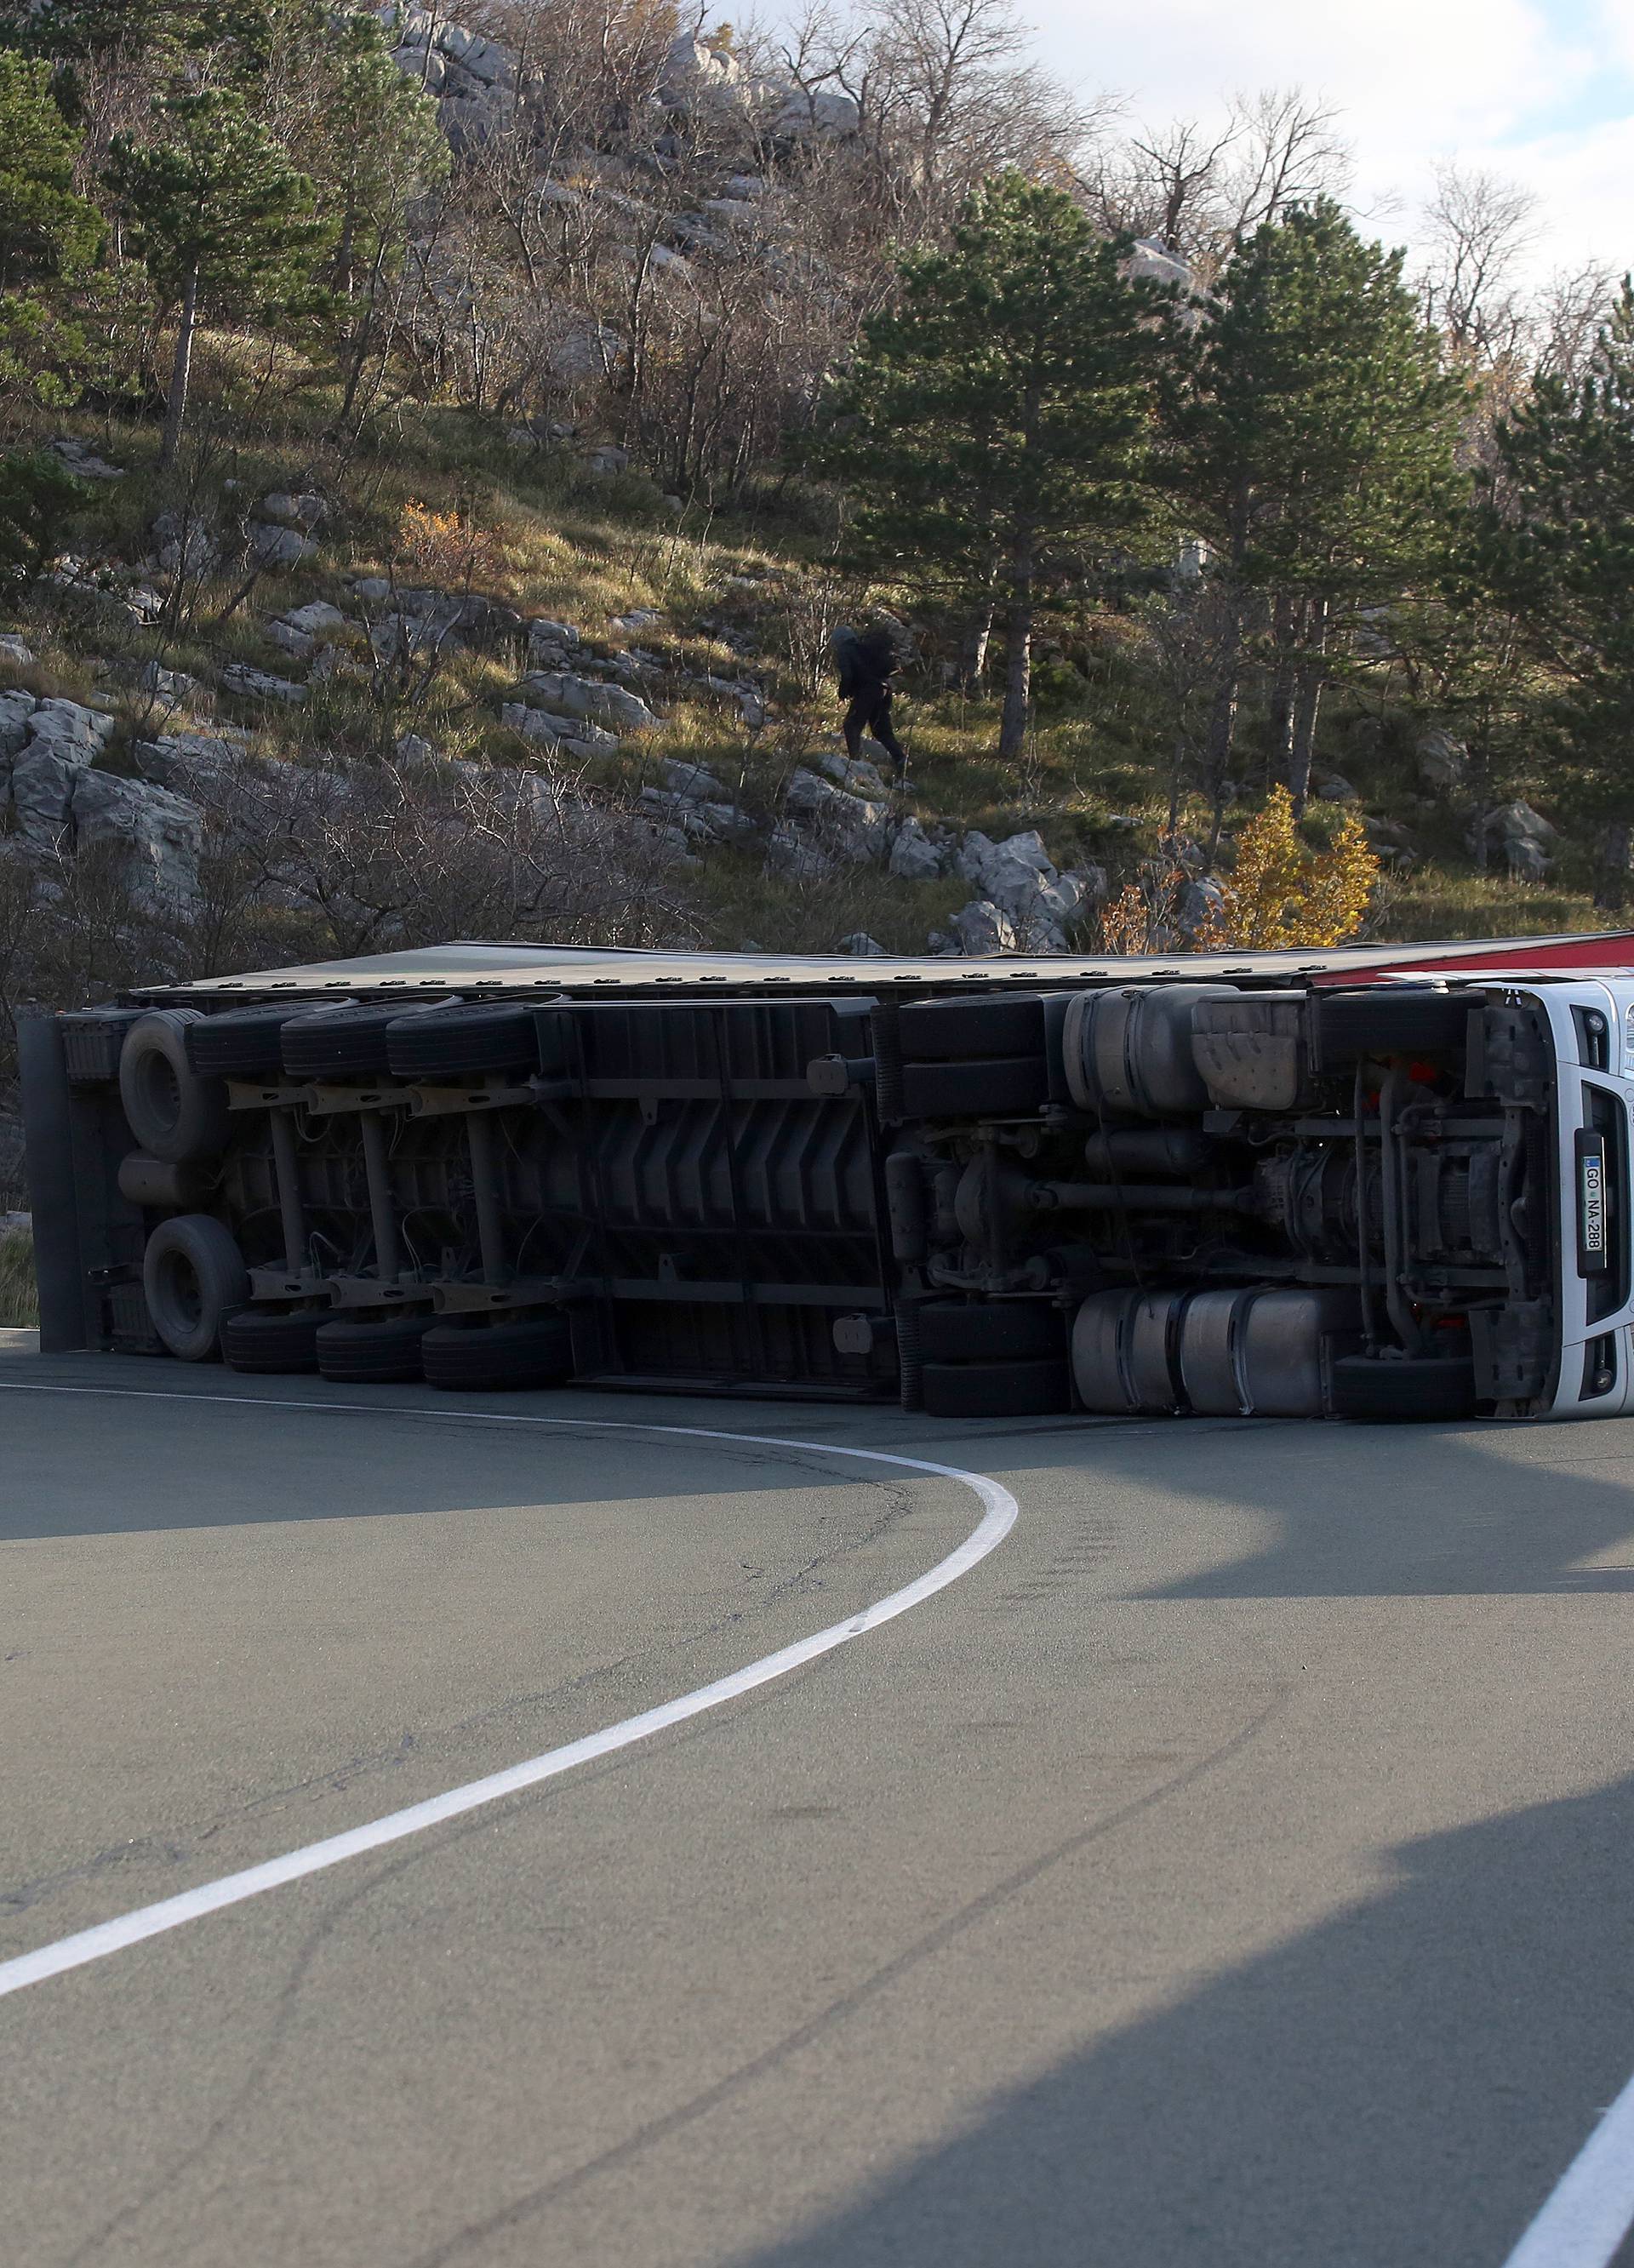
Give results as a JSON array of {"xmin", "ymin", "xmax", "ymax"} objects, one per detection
[{"xmin": 10, "ymin": 355, "xmax": 1605, "ymax": 963}]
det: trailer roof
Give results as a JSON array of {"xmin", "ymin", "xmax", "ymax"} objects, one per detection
[{"xmin": 132, "ymin": 929, "xmax": 1634, "ymax": 1003}]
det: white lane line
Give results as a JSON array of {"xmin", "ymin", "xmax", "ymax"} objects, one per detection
[
  {"xmin": 1502, "ymin": 2075, "xmax": 1634, "ymax": 2267},
  {"xmin": 0, "ymin": 1380, "xmax": 1017, "ymax": 2002}
]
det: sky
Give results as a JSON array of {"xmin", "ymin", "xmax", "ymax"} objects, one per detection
[{"xmin": 1026, "ymin": 0, "xmax": 1634, "ymax": 281}]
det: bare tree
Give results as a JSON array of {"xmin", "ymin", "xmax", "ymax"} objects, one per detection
[
  {"xmin": 1223, "ymin": 89, "xmax": 1351, "ymax": 243},
  {"xmin": 1417, "ymin": 161, "xmax": 1539, "ymax": 368},
  {"xmin": 1534, "ymin": 259, "xmax": 1620, "ymax": 386}
]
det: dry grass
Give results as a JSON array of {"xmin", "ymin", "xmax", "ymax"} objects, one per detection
[{"xmin": 0, "ymin": 1230, "xmax": 38, "ymax": 1328}]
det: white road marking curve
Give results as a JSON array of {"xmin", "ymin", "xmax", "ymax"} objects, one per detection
[
  {"xmin": 1501, "ymin": 2074, "xmax": 1634, "ymax": 2268},
  {"xmin": 0, "ymin": 1380, "xmax": 1018, "ymax": 2003}
]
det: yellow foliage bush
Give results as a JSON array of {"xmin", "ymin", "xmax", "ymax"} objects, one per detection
[
  {"xmin": 395, "ymin": 500, "xmax": 504, "ymax": 591},
  {"xmin": 1201, "ymin": 786, "xmax": 1380, "ymax": 950}
]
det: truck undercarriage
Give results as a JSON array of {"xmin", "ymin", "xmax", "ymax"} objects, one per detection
[{"xmin": 23, "ymin": 937, "xmax": 1627, "ymax": 1424}]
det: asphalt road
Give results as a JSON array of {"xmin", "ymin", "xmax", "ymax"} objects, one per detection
[{"xmin": 6, "ymin": 1334, "xmax": 1634, "ymax": 2268}]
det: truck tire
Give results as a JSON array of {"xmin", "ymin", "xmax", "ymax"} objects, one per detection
[
  {"xmin": 186, "ymin": 1004, "xmax": 309, "ymax": 1081},
  {"xmin": 315, "ymin": 1313, "xmax": 436, "ymax": 1382},
  {"xmin": 920, "ymin": 1357, "xmax": 1071, "ymax": 1419},
  {"xmin": 281, "ymin": 1003, "xmax": 406, "ymax": 1082},
  {"xmin": 918, "ymin": 1300, "xmax": 1064, "ymax": 1363},
  {"xmin": 898, "ymin": 995, "xmax": 1047, "ymax": 1063},
  {"xmin": 900, "ymin": 1055, "xmax": 1049, "ymax": 1119},
  {"xmin": 421, "ymin": 1315, "xmax": 574, "ymax": 1391},
  {"xmin": 386, "ymin": 1003, "xmax": 538, "ymax": 1080},
  {"xmin": 1313, "ymin": 988, "xmax": 1471, "ymax": 1070},
  {"xmin": 142, "ymin": 1214, "xmax": 249, "ymax": 1361},
  {"xmin": 223, "ymin": 1308, "xmax": 324, "ymax": 1374},
  {"xmin": 1330, "ymin": 1352, "xmax": 1477, "ymax": 1421},
  {"xmin": 120, "ymin": 1011, "xmax": 231, "ymax": 1164}
]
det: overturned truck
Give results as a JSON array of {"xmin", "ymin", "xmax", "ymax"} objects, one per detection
[{"xmin": 22, "ymin": 934, "xmax": 1634, "ymax": 1423}]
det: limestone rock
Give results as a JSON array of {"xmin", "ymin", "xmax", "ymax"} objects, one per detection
[
  {"xmin": 528, "ymin": 617, "xmax": 581, "ymax": 664},
  {"xmin": 764, "ymin": 820, "xmax": 833, "ymax": 881},
  {"xmin": 1314, "ymin": 774, "xmax": 1358, "ymax": 803},
  {"xmin": 9, "ymin": 749, "xmax": 86, "ymax": 838},
  {"xmin": 519, "ymin": 670, "xmax": 658, "ymax": 733},
  {"xmin": 783, "ymin": 766, "xmax": 888, "ymax": 859},
  {"xmin": 71, "ymin": 770, "xmax": 202, "ymax": 908},
  {"xmin": 837, "ymin": 932, "xmax": 887, "ymax": 956},
  {"xmin": 26, "ymin": 698, "xmax": 116, "ymax": 758},
  {"xmin": 283, "ymin": 600, "xmax": 348, "ymax": 637},
  {"xmin": 0, "ymin": 687, "xmax": 38, "ymax": 757},
  {"xmin": 134, "ymin": 728, "xmax": 254, "ymax": 785},
  {"xmin": 661, "ymin": 757, "xmax": 729, "ymax": 801},
  {"xmin": 221, "ymin": 663, "xmax": 306, "ymax": 704},
  {"xmin": 49, "ymin": 437, "xmax": 123, "ymax": 481},
  {"xmin": 1416, "ymin": 728, "xmax": 1470, "ymax": 796},
  {"xmin": 501, "ymin": 702, "xmax": 619, "ymax": 759},
  {"xmin": 139, "ymin": 661, "xmax": 196, "ymax": 703},
  {"xmin": 819, "ymin": 748, "xmax": 889, "ymax": 798},
  {"xmin": 249, "ymin": 523, "xmax": 315, "ymax": 568},
  {"xmin": 947, "ymin": 900, "xmax": 1019, "ymax": 955},
  {"xmin": 888, "ymin": 816, "xmax": 946, "ymax": 882},
  {"xmin": 0, "ymin": 636, "xmax": 35, "ymax": 667},
  {"xmin": 266, "ymin": 620, "xmax": 316, "ymax": 660}
]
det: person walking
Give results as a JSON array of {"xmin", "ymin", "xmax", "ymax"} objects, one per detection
[{"xmin": 831, "ymin": 617, "xmax": 909, "ymax": 781}]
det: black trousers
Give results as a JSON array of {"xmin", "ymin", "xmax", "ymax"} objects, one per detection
[{"xmin": 843, "ymin": 683, "xmax": 906, "ymax": 774}]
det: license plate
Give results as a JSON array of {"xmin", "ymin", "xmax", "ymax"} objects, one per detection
[{"xmin": 1581, "ymin": 1148, "xmax": 1607, "ymax": 1263}]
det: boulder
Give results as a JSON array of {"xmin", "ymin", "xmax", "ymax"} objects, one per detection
[
  {"xmin": 71, "ymin": 770, "xmax": 203, "ymax": 908},
  {"xmin": 585, "ymin": 444, "xmax": 630, "ymax": 477},
  {"xmin": 1416, "ymin": 728, "xmax": 1470, "ymax": 796},
  {"xmin": 139, "ymin": 661, "xmax": 196, "ymax": 703},
  {"xmin": 395, "ymin": 732, "xmax": 437, "ymax": 763},
  {"xmin": 500, "ymin": 702, "xmax": 619, "ymax": 759},
  {"xmin": 134, "ymin": 728, "xmax": 254, "ymax": 785},
  {"xmin": 249, "ymin": 523, "xmax": 314, "ymax": 568},
  {"xmin": 1174, "ymin": 876, "xmax": 1228, "ymax": 938},
  {"xmin": 0, "ymin": 636, "xmax": 34, "ymax": 667},
  {"xmin": 1126, "ymin": 238, "xmax": 1193, "ymax": 292},
  {"xmin": 763, "ymin": 820, "xmax": 833, "ymax": 881},
  {"xmin": 151, "ymin": 511, "xmax": 217, "ymax": 576},
  {"xmin": 353, "ymin": 576, "xmax": 393, "ymax": 603},
  {"xmin": 265, "ymin": 620, "xmax": 316, "ymax": 660},
  {"xmin": 947, "ymin": 900, "xmax": 1019, "ymax": 955},
  {"xmin": 661, "ymin": 757, "xmax": 729, "ymax": 801},
  {"xmin": 260, "ymin": 490, "xmax": 329, "ymax": 528},
  {"xmin": 9, "ymin": 747, "xmax": 87, "ymax": 839},
  {"xmin": 0, "ymin": 687, "xmax": 37, "ymax": 757},
  {"xmin": 49, "ymin": 437, "xmax": 123, "ymax": 481},
  {"xmin": 784, "ymin": 766, "xmax": 889, "ymax": 858},
  {"xmin": 221, "ymin": 663, "xmax": 306, "ymax": 704},
  {"xmin": 640, "ymin": 787, "xmax": 757, "ymax": 847},
  {"xmin": 837, "ymin": 932, "xmax": 887, "ymax": 956},
  {"xmin": 283, "ymin": 600, "xmax": 348, "ymax": 637},
  {"xmin": 611, "ymin": 608, "xmax": 660, "ymax": 633},
  {"xmin": 1313, "ymin": 774, "xmax": 1358, "ymax": 803},
  {"xmin": 819, "ymin": 748, "xmax": 890, "ymax": 798},
  {"xmin": 26, "ymin": 698, "xmax": 116, "ymax": 758},
  {"xmin": 528, "ymin": 617, "xmax": 582, "ymax": 662},
  {"xmin": 520, "ymin": 670, "xmax": 659, "ymax": 733},
  {"xmin": 888, "ymin": 815, "xmax": 946, "ymax": 881}
]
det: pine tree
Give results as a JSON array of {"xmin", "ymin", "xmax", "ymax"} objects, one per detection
[
  {"xmin": 0, "ymin": 52, "xmax": 102, "ymax": 405},
  {"xmin": 285, "ymin": 9, "xmax": 448, "ymax": 424},
  {"xmin": 1479, "ymin": 284, "xmax": 1634, "ymax": 890},
  {"xmin": 1186, "ymin": 200, "xmax": 1466, "ymax": 813},
  {"xmin": 816, "ymin": 173, "xmax": 1172, "ymax": 760},
  {"xmin": 105, "ymin": 88, "xmax": 325, "ymax": 466}
]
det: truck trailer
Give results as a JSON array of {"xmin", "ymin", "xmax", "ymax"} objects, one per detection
[{"xmin": 21, "ymin": 931, "xmax": 1634, "ymax": 1424}]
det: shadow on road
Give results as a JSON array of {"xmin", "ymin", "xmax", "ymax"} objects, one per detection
[{"xmin": 728, "ymin": 1769, "xmax": 1634, "ymax": 2268}]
